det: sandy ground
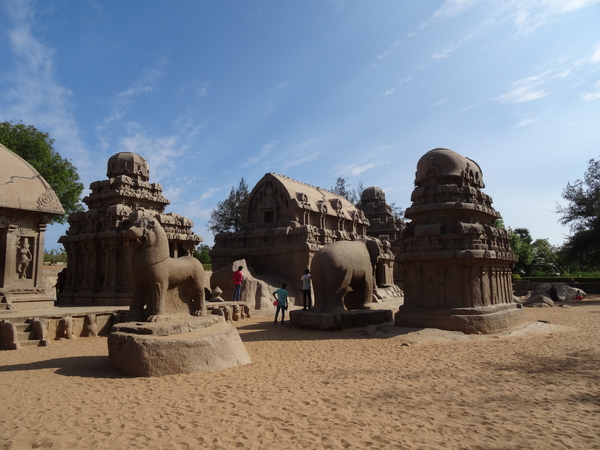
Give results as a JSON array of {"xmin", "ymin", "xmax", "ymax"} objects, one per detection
[{"xmin": 1, "ymin": 298, "xmax": 600, "ymax": 450}]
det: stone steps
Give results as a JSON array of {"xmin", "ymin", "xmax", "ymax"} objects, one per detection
[{"xmin": 2, "ymin": 320, "xmax": 43, "ymax": 349}]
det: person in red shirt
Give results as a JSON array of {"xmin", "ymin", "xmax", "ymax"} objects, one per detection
[{"xmin": 233, "ymin": 266, "xmax": 244, "ymax": 301}]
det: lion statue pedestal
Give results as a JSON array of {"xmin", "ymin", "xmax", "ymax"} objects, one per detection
[
  {"xmin": 108, "ymin": 316, "xmax": 251, "ymax": 377},
  {"xmin": 108, "ymin": 217, "xmax": 251, "ymax": 377}
]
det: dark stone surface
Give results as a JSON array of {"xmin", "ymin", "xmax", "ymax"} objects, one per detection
[{"xmin": 289, "ymin": 308, "xmax": 393, "ymax": 331}]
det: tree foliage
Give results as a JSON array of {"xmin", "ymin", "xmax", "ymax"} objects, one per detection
[
  {"xmin": 509, "ymin": 228, "xmax": 559, "ymax": 276},
  {"xmin": 389, "ymin": 202, "xmax": 405, "ymax": 220},
  {"xmin": 330, "ymin": 177, "xmax": 363, "ymax": 205},
  {"xmin": 193, "ymin": 244, "xmax": 211, "ymax": 264},
  {"xmin": 0, "ymin": 121, "xmax": 84, "ymax": 224},
  {"xmin": 557, "ymin": 157, "xmax": 600, "ymax": 268},
  {"xmin": 208, "ymin": 178, "xmax": 250, "ymax": 234}
]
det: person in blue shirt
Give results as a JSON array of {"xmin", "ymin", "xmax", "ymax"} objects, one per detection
[{"xmin": 272, "ymin": 283, "xmax": 289, "ymax": 325}]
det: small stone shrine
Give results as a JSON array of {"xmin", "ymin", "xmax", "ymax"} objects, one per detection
[
  {"xmin": 210, "ymin": 173, "xmax": 395, "ymax": 301},
  {"xmin": 395, "ymin": 148, "xmax": 522, "ymax": 334},
  {"xmin": 58, "ymin": 152, "xmax": 202, "ymax": 306},
  {"xmin": 356, "ymin": 186, "xmax": 405, "ymax": 285},
  {"xmin": 0, "ymin": 144, "xmax": 65, "ymax": 310}
]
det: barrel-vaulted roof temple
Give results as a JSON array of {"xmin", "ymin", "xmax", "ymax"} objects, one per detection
[{"xmin": 210, "ymin": 173, "xmax": 395, "ymax": 298}]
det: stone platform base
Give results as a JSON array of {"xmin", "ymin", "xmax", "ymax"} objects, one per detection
[
  {"xmin": 289, "ymin": 309, "xmax": 393, "ymax": 331},
  {"xmin": 108, "ymin": 315, "xmax": 251, "ymax": 377},
  {"xmin": 395, "ymin": 303, "xmax": 524, "ymax": 334}
]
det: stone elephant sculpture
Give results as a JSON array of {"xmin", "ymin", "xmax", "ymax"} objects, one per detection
[{"xmin": 310, "ymin": 239, "xmax": 380, "ymax": 313}]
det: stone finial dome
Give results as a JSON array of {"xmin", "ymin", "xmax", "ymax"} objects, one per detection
[
  {"xmin": 360, "ymin": 186, "xmax": 386, "ymax": 203},
  {"xmin": 107, "ymin": 152, "xmax": 150, "ymax": 181},
  {"xmin": 415, "ymin": 148, "xmax": 484, "ymax": 188},
  {"xmin": 0, "ymin": 143, "xmax": 65, "ymax": 215}
]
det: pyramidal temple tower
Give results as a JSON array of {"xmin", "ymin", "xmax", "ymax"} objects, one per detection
[
  {"xmin": 395, "ymin": 148, "xmax": 522, "ymax": 334},
  {"xmin": 58, "ymin": 152, "xmax": 202, "ymax": 306}
]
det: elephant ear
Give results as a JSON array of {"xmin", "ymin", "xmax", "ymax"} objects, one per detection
[{"xmin": 365, "ymin": 239, "xmax": 380, "ymax": 267}]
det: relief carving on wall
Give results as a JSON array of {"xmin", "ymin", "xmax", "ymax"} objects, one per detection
[
  {"xmin": 36, "ymin": 188, "xmax": 63, "ymax": 213},
  {"xmin": 16, "ymin": 236, "xmax": 33, "ymax": 279}
]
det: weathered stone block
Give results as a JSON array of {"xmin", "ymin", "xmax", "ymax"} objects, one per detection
[{"xmin": 108, "ymin": 316, "xmax": 251, "ymax": 377}]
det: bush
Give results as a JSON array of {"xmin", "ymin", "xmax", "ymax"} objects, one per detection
[{"xmin": 520, "ymin": 276, "xmax": 600, "ymax": 283}]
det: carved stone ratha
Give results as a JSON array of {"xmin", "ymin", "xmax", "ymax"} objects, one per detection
[{"xmin": 395, "ymin": 148, "xmax": 523, "ymax": 334}]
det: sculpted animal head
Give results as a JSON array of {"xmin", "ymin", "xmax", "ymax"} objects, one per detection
[{"xmin": 124, "ymin": 217, "xmax": 166, "ymax": 249}]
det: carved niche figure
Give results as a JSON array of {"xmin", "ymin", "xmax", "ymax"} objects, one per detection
[
  {"xmin": 16, "ymin": 237, "xmax": 32, "ymax": 279},
  {"xmin": 124, "ymin": 217, "xmax": 206, "ymax": 322}
]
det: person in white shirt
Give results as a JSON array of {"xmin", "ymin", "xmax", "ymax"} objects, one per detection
[{"xmin": 301, "ymin": 269, "xmax": 312, "ymax": 310}]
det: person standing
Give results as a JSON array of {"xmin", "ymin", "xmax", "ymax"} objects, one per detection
[
  {"xmin": 549, "ymin": 285, "xmax": 559, "ymax": 302},
  {"xmin": 233, "ymin": 266, "xmax": 244, "ymax": 301},
  {"xmin": 301, "ymin": 269, "xmax": 312, "ymax": 310},
  {"xmin": 273, "ymin": 283, "xmax": 289, "ymax": 325}
]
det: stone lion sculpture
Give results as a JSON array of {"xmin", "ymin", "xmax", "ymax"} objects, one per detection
[{"xmin": 124, "ymin": 217, "xmax": 206, "ymax": 322}]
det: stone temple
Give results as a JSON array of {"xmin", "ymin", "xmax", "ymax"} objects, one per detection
[
  {"xmin": 0, "ymin": 144, "xmax": 65, "ymax": 310},
  {"xmin": 210, "ymin": 173, "xmax": 395, "ymax": 300},
  {"xmin": 395, "ymin": 148, "xmax": 522, "ymax": 334},
  {"xmin": 58, "ymin": 152, "xmax": 202, "ymax": 306},
  {"xmin": 356, "ymin": 186, "xmax": 405, "ymax": 285}
]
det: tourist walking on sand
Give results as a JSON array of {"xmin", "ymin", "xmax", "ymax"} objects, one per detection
[
  {"xmin": 233, "ymin": 266, "xmax": 244, "ymax": 301},
  {"xmin": 301, "ymin": 269, "xmax": 312, "ymax": 310},
  {"xmin": 273, "ymin": 283, "xmax": 289, "ymax": 325}
]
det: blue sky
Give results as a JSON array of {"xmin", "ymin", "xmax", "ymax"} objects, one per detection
[{"xmin": 1, "ymin": 0, "xmax": 599, "ymax": 249}]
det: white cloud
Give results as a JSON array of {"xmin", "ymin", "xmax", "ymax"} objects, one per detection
[
  {"xmin": 512, "ymin": 0, "xmax": 600, "ymax": 34},
  {"xmin": 421, "ymin": 0, "xmax": 600, "ymax": 34},
  {"xmin": 292, "ymin": 138, "xmax": 316, "ymax": 150},
  {"xmin": 329, "ymin": 0, "xmax": 345, "ymax": 11},
  {"xmin": 274, "ymin": 80, "xmax": 291, "ymax": 91},
  {"xmin": 282, "ymin": 151, "xmax": 320, "ymax": 171},
  {"xmin": 422, "ymin": 0, "xmax": 481, "ymax": 28},
  {"xmin": 432, "ymin": 33, "xmax": 474, "ymax": 60},
  {"xmin": 338, "ymin": 162, "xmax": 383, "ymax": 177},
  {"xmin": 199, "ymin": 187, "xmax": 222, "ymax": 201},
  {"xmin": 375, "ymin": 40, "xmax": 402, "ymax": 62},
  {"xmin": 498, "ymin": 72, "xmax": 552, "ymax": 103},
  {"xmin": 512, "ymin": 117, "xmax": 538, "ymax": 128},
  {"xmin": 589, "ymin": 43, "xmax": 600, "ymax": 63},
  {"xmin": 430, "ymin": 99, "xmax": 448, "ymax": 108},
  {"xmin": 99, "ymin": 59, "xmax": 168, "ymax": 129},
  {"xmin": 580, "ymin": 81, "xmax": 600, "ymax": 101},
  {"xmin": 245, "ymin": 141, "xmax": 277, "ymax": 166},
  {"xmin": 118, "ymin": 123, "xmax": 182, "ymax": 181},
  {"xmin": 0, "ymin": 0, "xmax": 92, "ymax": 175}
]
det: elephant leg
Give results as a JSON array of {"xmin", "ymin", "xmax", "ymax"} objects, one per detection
[
  {"xmin": 344, "ymin": 271, "xmax": 372, "ymax": 310},
  {"xmin": 333, "ymin": 270, "xmax": 353, "ymax": 311}
]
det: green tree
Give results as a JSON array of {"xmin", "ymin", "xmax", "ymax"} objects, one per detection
[
  {"xmin": 0, "ymin": 121, "xmax": 84, "ymax": 224},
  {"xmin": 510, "ymin": 228, "xmax": 534, "ymax": 275},
  {"xmin": 331, "ymin": 177, "xmax": 363, "ymax": 205},
  {"xmin": 389, "ymin": 202, "xmax": 405, "ymax": 220},
  {"xmin": 557, "ymin": 157, "xmax": 600, "ymax": 268},
  {"xmin": 193, "ymin": 244, "xmax": 211, "ymax": 264},
  {"xmin": 509, "ymin": 228, "xmax": 559, "ymax": 276},
  {"xmin": 208, "ymin": 178, "xmax": 250, "ymax": 234}
]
